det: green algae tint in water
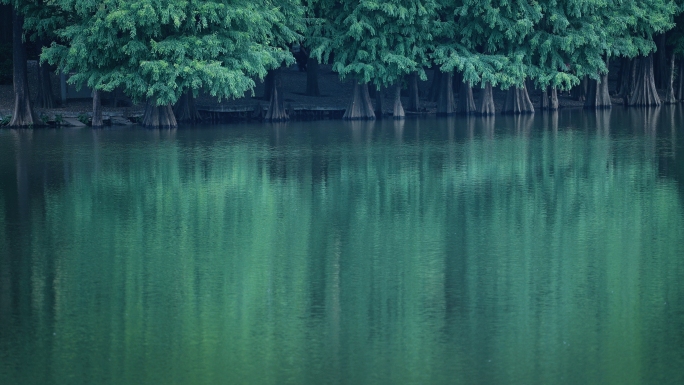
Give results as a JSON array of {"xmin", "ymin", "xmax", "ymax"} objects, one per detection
[{"xmin": 1, "ymin": 108, "xmax": 684, "ymax": 385}]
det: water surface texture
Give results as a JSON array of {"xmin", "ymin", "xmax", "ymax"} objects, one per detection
[{"xmin": 2, "ymin": 108, "xmax": 684, "ymax": 385}]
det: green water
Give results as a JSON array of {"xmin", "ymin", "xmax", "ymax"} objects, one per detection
[{"xmin": 1, "ymin": 108, "xmax": 684, "ymax": 385}]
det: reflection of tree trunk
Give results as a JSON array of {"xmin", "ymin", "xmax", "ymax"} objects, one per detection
[
  {"xmin": 436, "ymin": 72, "xmax": 454, "ymax": 115},
  {"xmin": 306, "ymin": 58, "xmax": 320, "ymax": 96},
  {"xmin": 343, "ymin": 82, "xmax": 375, "ymax": 120},
  {"xmin": 173, "ymin": 90, "xmax": 202, "ymax": 123},
  {"xmin": 502, "ymin": 85, "xmax": 534, "ymax": 114},
  {"xmin": 142, "ymin": 102, "xmax": 177, "ymax": 128},
  {"xmin": 92, "ymin": 90, "xmax": 103, "ymax": 127},
  {"xmin": 393, "ymin": 83, "xmax": 405, "ymax": 119},
  {"xmin": 628, "ymin": 54, "xmax": 661, "ymax": 106},
  {"xmin": 456, "ymin": 81, "xmax": 475, "ymax": 114},
  {"xmin": 9, "ymin": 9, "xmax": 39, "ymax": 127},
  {"xmin": 477, "ymin": 82, "xmax": 495, "ymax": 115},
  {"xmin": 407, "ymin": 72, "xmax": 419, "ymax": 111},
  {"xmin": 664, "ymin": 52, "xmax": 676, "ymax": 104}
]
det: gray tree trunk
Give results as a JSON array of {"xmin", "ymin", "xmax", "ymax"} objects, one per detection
[
  {"xmin": 375, "ymin": 85, "xmax": 384, "ymax": 118},
  {"xmin": 664, "ymin": 52, "xmax": 677, "ymax": 104},
  {"xmin": 456, "ymin": 81, "xmax": 476, "ymax": 114},
  {"xmin": 9, "ymin": 8, "xmax": 40, "ymax": 127},
  {"xmin": 585, "ymin": 71, "xmax": 612, "ymax": 109},
  {"xmin": 393, "ymin": 83, "xmax": 405, "ymax": 119},
  {"xmin": 550, "ymin": 87, "xmax": 559, "ymax": 110},
  {"xmin": 477, "ymin": 82, "xmax": 495, "ymax": 115},
  {"xmin": 628, "ymin": 54, "xmax": 661, "ymax": 106},
  {"xmin": 678, "ymin": 56, "xmax": 684, "ymax": 101},
  {"xmin": 265, "ymin": 77, "xmax": 288, "ymax": 121},
  {"xmin": 143, "ymin": 102, "xmax": 177, "ymax": 128},
  {"xmin": 427, "ymin": 70, "xmax": 442, "ymax": 102},
  {"xmin": 174, "ymin": 90, "xmax": 202, "ymax": 123},
  {"xmin": 502, "ymin": 85, "xmax": 534, "ymax": 114},
  {"xmin": 36, "ymin": 40, "xmax": 55, "ymax": 109},
  {"xmin": 344, "ymin": 82, "xmax": 375, "ymax": 120},
  {"xmin": 92, "ymin": 89, "xmax": 103, "ymax": 127},
  {"xmin": 436, "ymin": 72, "xmax": 455, "ymax": 116},
  {"xmin": 407, "ymin": 72, "xmax": 420, "ymax": 111},
  {"xmin": 541, "ymin": 87, "xmax": 549, "ymax": 110}
]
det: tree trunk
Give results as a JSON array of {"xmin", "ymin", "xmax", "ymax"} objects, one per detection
[
  {"xmin": 393, "ymin": 83, "xmax": 405, "ymax": 119},
  {"xmin": 9, "ymin": 9, "xmax": 39, "ymax": 127},
  {"xmin": 36, "ymin": 40, "xmax": 54, "ymax": 109},
  {"xmin": 550, "ymin": 87, "xmax": 559, "ymax": 110},
  {"xmin": 626, "ymin": 57, "xmax": 638, "ymax": 105},
  {"xmin": 477, "ymin": 82, "xmax": 495, "ymax": 115},
  {"xmin": 427, "ymin": 69, "xmax": 442, "ymax": 102},
  {"xmin": 375, "ymin": 85, "xmax": 384, "ymax": 118},
  {"xmin": 628, "ymin": 53, "xmax": 661, "ymax": 106},
  {"xmin": 436, "ymin": 72, "xmax": 455, "ymax": 116},
  {"xmin": 265, "ymin": 76, "xmax": 288, "ymax": 121},
  {"xmin": 664, "ymin": 52, "xmax": 677, "ymax": 104},
  {"xmin": 456, "ymin": 81, "xmax": 476, "ymax": 114},
  {"xmin": 143, "ymin": 102, "xmax": 177, "ymax": 128},
  {"xmin": 678, "ymin": 56, "xmax": 684, "ymax": 101},
  {"xmin": 585, "ymin": 70, "xmax": 612, "ymax": 109},
  {"xmin": 262, "ymin": 68, "xmax": 277, "ymax": 100},
  {"xmin": 306, "ymin": 57, "xmax": 320, "ymax": 96},
  {"xmin": 541, "ymin": 87, "xmax": 549, "ymax": 110},
  {"xmin": 343, "ymin": 82, "xmax": 375, "ymax": 120},
  {"xmin": 92, "ymin": 89, "xmax": 103, "ymax": 127},
  {"xmin": 407, "ymin": 72, "xmax": 420, "ymax": 111},
  {"xmin": 573, "ymin": 75, "xmax": 588, "ymax": 102},
  {"xmin": 656, "ymin": 34, "xmax": 667, "ymax": 89},
  {"xmin": 618, "ymin": 57, "xmax": 634, "ymax": 100},
  {"xmin": 173, "ymin": 90, "xmax": 202, "ymax": 123},
  {"xmin": 502, "ymin": 84, "xmax": 534, "ymax": 114}
]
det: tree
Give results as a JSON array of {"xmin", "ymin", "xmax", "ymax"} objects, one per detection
[
  {"xmin": 43, "ymin": 0, "xmax": 302, "ymax": 127},
  {"xmin": 308, "ymin": 0, "xmax": 437, "ymax": 120}
]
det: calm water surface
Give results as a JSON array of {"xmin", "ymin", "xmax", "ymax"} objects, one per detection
[{"xmin": 1, "ymin": 107, "xmax": 684, "ymax": 385}]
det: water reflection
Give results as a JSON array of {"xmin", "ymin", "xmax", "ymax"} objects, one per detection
[{"xmin": 1, "ymin": 108, "xmax": 684, "ymax": 385}]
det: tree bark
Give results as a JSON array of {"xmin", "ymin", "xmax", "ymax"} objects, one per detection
[
  {"xmin": 678, "ymin": 56, "xmax": 684, "ymax": 101},
  {"xmin": 427, "ymin": 69, "xmax": 442, "ymax": 102},
  {"xmin": 477, "ymin": 82, "xmax": 495, "ymax": 115},
  {"xmin": 628, "ymin": 53, "xmax": 661, "ymax": 106},
  {"xmin": 456, "ymin": 81, "xmax": 476, "ymax": 114},
  {"xmin": 375, "ymin": 85, "xmax": 384, "ymax": 118},
  {"xmin": 407, "ymin": 72, "xmax": 420, "ymax": 111},
  {"xmin": 262, "ymin": 68, "xmax": 277, "ymax": 100},
  {"xmin": 541, "ymin": 87, "xmax": 549, "ymax": 110},
  {"xmin": 550, "ymin": 87, "xmax": 559, "ymax": 110},
  {"xmin": 343, "ymin": 82, "xmax": 375, "ymax": 120},
  {"xmin": 143, "ymin": 102, "xmax": 177, "ymax": 128},
  {"xmin": 436, "ymin": 72, "xmax": 455, "ymax": 116},
  {"xmin": 393, "ymin": 83, "xmax": 405, "ymax": 119},
  {"xmin": 656, "ymin": 34, "xmax": 668, "ymax": 89},
  {"xmin": 173, "ymin": 90, "xmax": 202, "ymax": 123},
  {"xmin": 502, "ymin": 84, "xmax": 534, "ymax": 114},
  {"xmin": 585, "ymin": 69, "xmax": 612, "ymax": 109},
  {"xmin": 9, "ymin": 8, "xmax": 40, "ymax": 127},
  {"xmin": 36, "ymin": 40, "xmax": 55, "ymax": 109},
  {"xmin": 618, "ymin": 57, "xmax": 634, "ymax": 100},
  {"xmin": 265, "ymin": 75, "xmax": 288, "ymax": 121},
  {"xmin": 573, "ymin": 75, "xmax": 588, "ymax": 102},
  {"xmin": 306, "ymin": 57, "xmax": 320, "ymax": 96},
  {"xmin": 664, "ymin": 52, "xmax": 677, "ymax": 104},
  {"xmin": 92, "ymin": 89, "xmax": 103, "ymax": 127}
]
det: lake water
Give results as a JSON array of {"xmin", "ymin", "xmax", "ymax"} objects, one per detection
[{"xmin": 1, "ymin": 107, "xmax": 684, "ymax": 385}]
